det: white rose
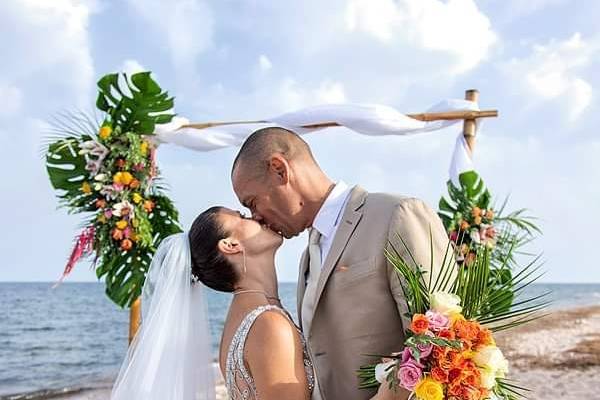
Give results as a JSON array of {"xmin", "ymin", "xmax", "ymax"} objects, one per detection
[
  {"xmin": 473, "ymin": 346, "xmax": 508, "ymax": 374},
  {"xmin": 479, "ymin": 367, "xmax": 497, "ymax": 389},
  {"xmin": 375, "ymin": 361, "xmax": 395, "ymax": 383},
  {"xmin": 430, "ymin": 292, "xmax": 463, "ymax": 316}
]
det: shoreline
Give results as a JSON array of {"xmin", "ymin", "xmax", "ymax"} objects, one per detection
[{"xmin": 3, "ymin": 304, "xmax": 600, "ymax": 400}]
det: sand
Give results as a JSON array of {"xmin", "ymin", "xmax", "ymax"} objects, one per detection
[{"xmin": 20, "ymin": 305, "xmax": 600, "ymax": 400}]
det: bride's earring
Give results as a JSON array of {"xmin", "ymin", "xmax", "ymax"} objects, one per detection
[{"xmin": 242, "ymin": 249, "xmax": 247, "ymax": 276}]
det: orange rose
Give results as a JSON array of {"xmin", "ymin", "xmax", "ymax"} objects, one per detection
[
  {"xmin": 477, "ymin": 327, "xmax": 495, "ymax": 346},
  {"xmin": 431, "ymin": 367, "xmax": 448, "ymax": 383},
  {"xmin": 453, "ymin": 319, "xmax": 481, "ymax": 342},
  {"xmin": 461, "ymin": 385, "xmax": 483, "ymax": 400},
  {"xmin": 410, "ymin": 314, "xmax": 430, "ymax": 335},
  {"xmin": 95, "ymin": 199, "xmax": 106, "ymax": 209}
]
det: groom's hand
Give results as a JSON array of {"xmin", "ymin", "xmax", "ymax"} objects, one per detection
[{"xmin": 371, "ymin": 382, "xmax": 410, "ymax": 400}]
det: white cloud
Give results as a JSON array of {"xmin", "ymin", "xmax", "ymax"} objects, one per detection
[
  {"xmin": 279, "ymin": 78, "xmax": 347, "ymax": 110},
  {"xmin": 501, "ymin": 33, "xmax": 597, "ymax": 120},
  {"xmin": 0, "ymin": 0, "xmax": 96, "ymax": 107},
  {"xmin": 121, "ymin": 59, "xmax": 147, "ymax": 75},
  {"xmin": 345, "ymin": 0, "xmax": 497, "ymax": 73},
  {"xmin": 127, "ymin": 0, "xmax": 214, "ymax": 74},
  {"xmin": 259, "ymin": 55, "xmax": 273, "ymax": 72},
  {"xmin": 0, "ymin": 83, "xmax": 23, "ymax": 118}
]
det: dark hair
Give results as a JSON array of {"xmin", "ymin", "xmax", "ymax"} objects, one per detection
[{"xmin": 189, "ymin": 207, "xmax": 238, "ymax": 292}]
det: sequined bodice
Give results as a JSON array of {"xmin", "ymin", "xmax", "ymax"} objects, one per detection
[{"xmin": 225, "ymin": 305, "xmax": 314, "ymax": 399}]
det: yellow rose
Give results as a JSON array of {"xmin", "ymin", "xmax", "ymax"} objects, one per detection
[
  {"xmin": 414, "ymin": 377, "xmax": 444, "ymax": 400},
  {"xmin": 116, "ymin": 220, "xmax": 128, "ymax": 230},
  {"xmin": 99, "ymin": 126, "xmax": 112, "ymax": 140},
  {"xmin": 81, "ymin": 182, "xmax": 92, "ymax": 194},
  {"xmin": 132, "ymin": 193, "xmax": 143, "ymax": 204},
  {"xmin": 113, "ymin": 172, "xmax": 123, "ymax": 185}
]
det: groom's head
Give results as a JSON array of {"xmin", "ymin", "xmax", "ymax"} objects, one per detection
[{"xmin": 232, "ymin": 127, "xmax": 331, "ymax": 239}]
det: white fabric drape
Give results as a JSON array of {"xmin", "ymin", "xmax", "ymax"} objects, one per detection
[
  {"xmin": 153, "ymin": 99, "xmax": 480, "ymax": 152},
  {"xmin": 111, "ymin": 233, "xmax": 215, "ymax": 400}
]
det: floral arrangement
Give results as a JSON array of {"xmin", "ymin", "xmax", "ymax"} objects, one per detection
[
  {"xmin": 358, "ymin": 235, "xmax": 549, "ymax": 400},
  {"xmin": 438, "ymin": 171, "xmax": 540, "ymax": 270},
  {"xmin": 46, "ymin": 72, "xmax": 182, "ymax": 307}
]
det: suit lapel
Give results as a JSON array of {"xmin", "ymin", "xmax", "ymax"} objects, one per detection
[{"xmin": 311, "ymin": 186, "xmax": 367, "ymax": 315}]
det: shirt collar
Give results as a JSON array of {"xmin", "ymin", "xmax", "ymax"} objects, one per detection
[{"xmin": 312, "ymin": 181, "xmax": 351, "ymax": 239}]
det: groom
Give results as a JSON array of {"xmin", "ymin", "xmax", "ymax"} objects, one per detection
[{"xmin": 232, "ymin": 127, "xmax": 453, "ymax": 400}]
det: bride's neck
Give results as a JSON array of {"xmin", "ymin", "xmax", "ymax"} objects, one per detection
[{"xmin": 235, "ymin": 256, "xmax": 279, "ymax": 300}]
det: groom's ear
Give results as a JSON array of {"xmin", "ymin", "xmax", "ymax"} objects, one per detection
[
  {"xmin": 217, "ymin": 238, "xmax": 242, "ymax": 255},
  {"xmin": 267, "ymin": 155, "xmax": 289, "ymax": 183}
]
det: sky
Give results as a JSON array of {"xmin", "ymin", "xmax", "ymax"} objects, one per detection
[{"xmin": 0, "ymin": 0, "xmax": 598, "ymax": 283}]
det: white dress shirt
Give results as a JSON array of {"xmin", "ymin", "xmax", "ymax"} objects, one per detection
[{"xmin": 311, "ymin": 181, "xmax": 352, "ymax": 267}]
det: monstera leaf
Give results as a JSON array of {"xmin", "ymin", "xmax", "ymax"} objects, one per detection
[
  {"xmin": 46, "ymin": 136, "xmax": 95, "ymax": 212},
  {"xmin": 438, "ymin": 171, "xmax": 491, "ymax": 230},
  {"xmin": 96, "ymin": 72, "xmax": 175, "ymax": 135}
]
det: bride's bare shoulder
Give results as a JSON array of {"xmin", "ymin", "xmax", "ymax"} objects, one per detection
[{"xmin": 246, "ymin": 309, "xmax": 299, "ymax": 351}]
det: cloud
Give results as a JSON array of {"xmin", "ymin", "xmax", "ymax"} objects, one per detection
[
  {"xmin": 0, "ymin": 83, "xmax": 23, "ymax": 118},
  {"xmin": 0, "ymin": 0, "xmax": 96, "ymax": 107},
  {"xmin": 259, "ymin": 55, "xmax": 273, "ymax": 72},
  {"xmin": 127, "ymin": 0, "xmax": 214, "ymax": 75},
  {"xmin": 121, "ymin": 59, "xmax": 147, "ymax": 75},
  {"xmin": 500, "ymin": 33, "xmax": 597, "ymax": 120},
  {"xmin": 345, "ymin": 0, "xmax": 497, "ymax": 73}
]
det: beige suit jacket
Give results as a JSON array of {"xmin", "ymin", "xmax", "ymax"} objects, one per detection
[{"xmin": 297, "ymin": 186, "xmax": 453, "ymax": 400}]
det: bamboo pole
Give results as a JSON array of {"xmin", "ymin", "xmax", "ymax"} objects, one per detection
[
  {"xmin": 462, "ymin": 90, "xmax": 479, "ymax": 154},
  {"xmin": 128, "ymin": 297, "xmax": 141, "ymax": 344},
  {"xmin": 180, "ymin": 109, "xmax": 498, "ymax": 131}
]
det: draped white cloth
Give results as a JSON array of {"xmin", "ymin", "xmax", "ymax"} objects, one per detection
[
  {"xmin": 111, "ymin": 233, "xmax": 215, "ymax": 400},
  {"xmin": 153, "ymin": 99, "xmax": 480, "ymax": 152}
]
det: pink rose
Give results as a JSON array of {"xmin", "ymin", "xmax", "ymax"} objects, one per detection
[
  {"xmin": 449, "ymin": 230, "xmax": 458, "ymax": 243},
  {"xmin": 426, "ymin": 310, "xmax": 449, "ymax": 331},
  {"xmin": 417, "ymin": 341, "xmax": 433, "ymax": 359},
  {"xmin": 397, "ymin": 360, "xmax": 423, "ymax": 390}
]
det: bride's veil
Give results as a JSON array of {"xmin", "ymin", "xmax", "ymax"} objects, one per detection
[{"xmin": 111, "ymin": 233, "xmax": 216, "ymax": 400}]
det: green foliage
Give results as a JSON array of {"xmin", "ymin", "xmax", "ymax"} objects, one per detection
[{"xmin": 45, "ymin": 71, "xmax": 182, "ymax": 308}]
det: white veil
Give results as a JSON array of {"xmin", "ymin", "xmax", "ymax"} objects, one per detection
[{"xmin": 111, "ymin": 233, "xmax": 216, "ymax": 400}]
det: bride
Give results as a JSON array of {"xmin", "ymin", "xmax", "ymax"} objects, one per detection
[{"xmin": 111, "ymin": 207, "xmax": 392, "ymax": 400}]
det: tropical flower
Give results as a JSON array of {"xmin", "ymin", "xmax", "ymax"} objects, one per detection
[
  {"xmin": 98, "ymin": 125, "xmax": 112, "ymax": 140},
  {"xmin": 81, "ymin": 181, "xmax": 92, "ymax": 194},
  {"xmin": 132, "ymin": 193, "xmax": 143, "ymax": 204},
  {"xmin": 115, "ymin": 220, "xmax": 128, "ymax": 230},
  {"xmin": 113, "ymin": 200, "xmax": 135, "ymax": 219},
  {"xmin": 120, "ymin": 239, "xmax": 133, "ymax": 251},
  {"xmin": 143, "ymin": 200, "xmax": 155, "ymax": 213},
  {"xmin": 113, "ymin": 171, "xmax": 134, "ymax": 186}
]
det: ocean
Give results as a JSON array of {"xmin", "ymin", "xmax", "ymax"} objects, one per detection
[{"xmin": 1, "ymin": 282, "xmax": 599, "ymax": 398}]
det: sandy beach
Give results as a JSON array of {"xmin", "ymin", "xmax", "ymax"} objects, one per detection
[{"xmin": 13, "ymin": 305, "xmax": 600, "ymax": 400}]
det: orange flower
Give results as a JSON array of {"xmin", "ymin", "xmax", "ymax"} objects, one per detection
[
  {"xmin": 115, "ymin": 158, "xmax": 126, "ymax": 169},
  {"xmin": 112, "ymin": 228, "xmax": 123, "ymax": 241},
  {"xmin": 410, "ymin": 314, "xmax": 430, "ymax": 335},
  {"xmin": 95, "ymin": 198, "xmax": 106, "ymax": 209},
  {"xmin": 129, "ymin": 179, "xmax": 140, "ymax": 189},
  {"xmin": 474, "ymin": 216, "xmax": 482, "ymax": 225},
  {"xmin": 143, "ymin": 199, "xmax": 155, "ymax": 213},
  {"xmin": 477, "ymin": 327, "xmax": 495, "ymax": 346},
  {"xmin": 98, "ymin": 126, "xmax": 112, "ymax": 140},
  {"xmin": 460, "ymin": 220, "xmax": 470, "ymax": 230},
  {"xmin": 121, "ymin": 239, "xmax": 133, "ymax": 251},
  {"xmin": 431, "ymin": 367, "xmax": 448, "ymax": 383},
  {"xmin": 453, "ymin": 319, "xmax": 481, "ymax": 342},
  {"xmin": 471, "ymin": 206, "xmax": 482, "ymax": 218},
  {"xmin": 438, "ymin": 328, "xmax": 456, "ymax": 340}
]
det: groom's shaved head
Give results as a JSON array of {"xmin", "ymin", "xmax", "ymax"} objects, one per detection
[{"xmin": 232, "ymin": 127, "xmax": 315, "ymax": 179}]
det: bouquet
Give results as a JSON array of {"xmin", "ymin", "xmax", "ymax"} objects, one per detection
[
  {"xmin": 358, "ymin": 235, "xmax": 548, "ymax": 400},
  {"xmin": 46, "ymin": 72, "xmax": 182, "ymax": 307}
]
